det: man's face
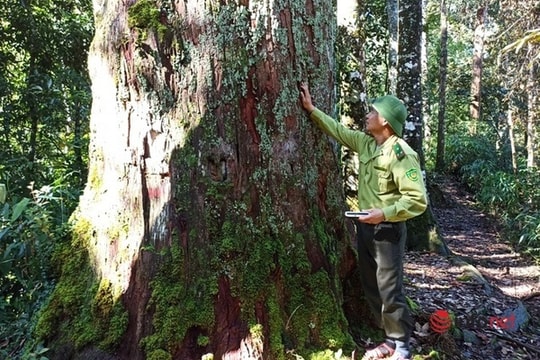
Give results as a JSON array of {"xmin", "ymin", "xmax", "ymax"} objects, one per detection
[{"xmin": 365, "ymin": 109, "xmax": 386, "ymax": 135}]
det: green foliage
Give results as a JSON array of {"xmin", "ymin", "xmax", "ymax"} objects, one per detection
[
  {"xmin": 516, "ymin": 209, "xmax": 540, "ymax": 256},
  {"xmin": 147, "ymin": 349, "xmax": 173, "ymax": 360},
  {"xmin": 506, "ymin": 169, "xmax": 540, "ymax": 255},
  {"xmin": 0, "ymin": 183, "xmax": 73, "ymax": 359},
  {"xmin": 362, "ymin": 0, "xmax": 390, "ymax": 96},
  {"xmin": 444, "ymin": 133, "xmax": 540, "ymax": 258},
  {"xmin": 1, "ymin": 1, "xmax": 92, "ymax": 355},
  {"xmin": 420, "ymin": 0, "xmax": 540, "ymax": 260},
  {"xmin": 34, "ymin": 217, "xmax": 128, "ymax": 353},
  {"xmin": 128, "ymin": 0, "xmax": 169, "ymax": 40},
  {"xmin": 445, "ymin": 133, "xmax": 502, "ymax": 189},
  {"xmin": 0, "ymin": 0, "xmax": 93, "ymax": 196}
]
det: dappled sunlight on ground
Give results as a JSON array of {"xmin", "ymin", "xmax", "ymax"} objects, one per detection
[{"xmin": 402, "ymin": 177, "xmax": 540, "ymax": 360}]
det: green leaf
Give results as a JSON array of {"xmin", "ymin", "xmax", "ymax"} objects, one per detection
[
  {"xmin": 0, "ymin": 259, "xmax": 12, "ymax": 275},
  {"xmin": 10, "ymin": 198, "xmax": 31, "ymax": 222},
  {"xmin": 0, "ymin": 184, "xmax": 6, "ymax": 203},
  {"xmin": 0, "ymin": 227, "xmax": 9, "ymax": 241}
]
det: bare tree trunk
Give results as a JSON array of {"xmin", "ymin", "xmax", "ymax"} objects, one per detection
[
  {"xmin": 526, "ymin": 43, "xmax": 538, "ymax": 168},
  {"xmin": 397, "ymin": 0, "xmax": 449, "ymax": 255},
  {"xmin": 37, "ymin": 1, "xmax": 362, "ymax": 359},
  {"xmin": 397, "ymin": 0, "xmax": 423, "ymax": 161},
  {"xmin": 435, "ymin": 0, "xmax": 448, "ymax": 172},
  {"xmin": 420, "ymin": 0, "xmax": 430, "ymax": 145},
  {"xmin": 387, "ymin": 0, "xmax": 399, "ymax": 93},
  {"xmin": 469, "ymin": 6, "xmax": 487, "ymax": 133},
  {"xmin": 507, "ymin": 108, "xmax": 517, "ymax": 173}
]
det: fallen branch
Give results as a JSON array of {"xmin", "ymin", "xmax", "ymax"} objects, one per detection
[
  {"xmin": 486, "ymin": 329, "xmax": 540, "ymax": 355},
  {"xmin": 522, "ymin": 291, "xmax": 540, "ymax": 301}
]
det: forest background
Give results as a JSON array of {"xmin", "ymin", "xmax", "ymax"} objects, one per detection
[{"xmin": 0, "ymin": 0, "xmax": 539, "ymax": 359}]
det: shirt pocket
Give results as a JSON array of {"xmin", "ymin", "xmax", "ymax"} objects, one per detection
[
  {"xmin": 375, "ymin": 167, "xmax": 393, "ymax": 194},
  {"xmin": 359, "ymin": 154, "xmax": 371, "ymax": 179}
]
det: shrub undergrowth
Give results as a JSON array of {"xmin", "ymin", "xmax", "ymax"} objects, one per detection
[
  {"xmin": 444, "ymin": 134, "xmax": 540, "ymax": 260},
  {"xmin": 0, "ymin": 182, "xmax": 76, "ymax": 359}
]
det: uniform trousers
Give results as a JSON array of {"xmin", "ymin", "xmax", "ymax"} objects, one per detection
[{"xmin": 356, "ymin": 221, "xmax": 412, "ymax": 348}]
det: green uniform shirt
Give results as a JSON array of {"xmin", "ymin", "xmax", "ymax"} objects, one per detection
[{"xmin": 310, "ymin": 108, "xmax": 428, "ymax": 222}]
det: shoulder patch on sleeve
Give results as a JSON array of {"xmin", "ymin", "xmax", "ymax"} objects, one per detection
[
  {"xmin": 393, "ymin": 143, "xmax": 405, "ymax": 160},
  {"xmin": 406, "ymin": 168, "xmax": 420, "ymax": 182}
]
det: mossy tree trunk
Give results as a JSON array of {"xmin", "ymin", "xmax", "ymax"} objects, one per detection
[{"xmin": 37, "ymin": 0, "xmax": 366, "ymax": 359}]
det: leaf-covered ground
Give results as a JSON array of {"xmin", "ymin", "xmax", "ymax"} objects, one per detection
[{"xmin": 403, "ymin": 177, "xmax": 540, "ymax": 359}]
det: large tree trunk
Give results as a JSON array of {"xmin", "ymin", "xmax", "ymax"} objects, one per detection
[
  {"xmin": 37, "ymin": 0, "xmax": 363, "ymax": 359},
  {"xmin": 397, "ymin": 0, "xmax": 449, "ymax": 255}
]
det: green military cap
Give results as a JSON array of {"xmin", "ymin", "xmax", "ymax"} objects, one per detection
[{"xmin": 371, "ymin": 95, "xmax": 408, "ymax": 137}]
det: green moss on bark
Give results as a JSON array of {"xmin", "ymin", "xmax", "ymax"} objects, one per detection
[
  {"xmin": 35, "ymin": 216, "xmax": 128, "ymax": 352},
  {"xmin": 147, "ymin": 349, "xmax": 173, "ymax": 360},
  {"xmin": 140, "ymin": 244, "xmax": 216, "ymax": 356},
  {"xmin": 127, "ymin": 0, "xmax": 168, "ymax": 41},
  {"xmin": 141, "ymin": 193, "xmax": 354, "ymax": 356}
]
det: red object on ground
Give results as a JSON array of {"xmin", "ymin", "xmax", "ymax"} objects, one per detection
[{"xmin": 430, "ymin": 309, "xmax": 452, "ymax": 334}]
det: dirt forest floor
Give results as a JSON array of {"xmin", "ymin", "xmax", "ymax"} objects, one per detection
[{"xmin": 402, "ymin": 176, "xmax": 540, "ymax": 359}]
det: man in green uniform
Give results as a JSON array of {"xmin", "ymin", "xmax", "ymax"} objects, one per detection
[{"xmin": 299, "ymin": 83, "xmax": 427, "ymax": 360}]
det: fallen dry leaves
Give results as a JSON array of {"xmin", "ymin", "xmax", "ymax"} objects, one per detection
[{"xmin": 403, "ymin": 177, "xmax": 540, "ymax": 360}]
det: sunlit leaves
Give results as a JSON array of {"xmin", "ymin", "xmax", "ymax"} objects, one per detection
[{"xmin": 0, "ymin": 0, "xmax": 93, "ymax": 194}]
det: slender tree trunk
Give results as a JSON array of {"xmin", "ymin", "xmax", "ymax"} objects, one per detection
[
  {"xmin": 469, "ymin": 6, "xmax": 487, "ymax": 133},
  {"xmin": 26, "ymin": 54, "xmax": 41, "ymax": 165},
  {"xmin": 337, "ymin": 0, "xmax": 370, "ymax": 209},
  {"xmin": 397, "ymin": 0, "xmax": 448, "ymax": 255},
  {"xmin": 420, "ymin": 0, "xmax": 430, "ymax": 144},
  {"xmin": 397, "ymin": 0, "xmax": 423, "ymax": 161},
  {"xmin": 507, "ymin": 108, "xmax": 517, "ymax": 173},
  {"xmin": 71, "ymin": 98, "xmax": 87, "ymax": 187},
  {"xmin": 387, "ymin": 0, "xmax": 399, "ymax": 93},
  {"xmin": 37, "ymin": 1, "xmax": 363, "ymax": 359},
  {"xmin": 526, "ymin": 43, "xmax": 538, "ymax": 168},
  {"xmin": 435, "ymin": 0, "xmax": 448, "ymax": 172}
]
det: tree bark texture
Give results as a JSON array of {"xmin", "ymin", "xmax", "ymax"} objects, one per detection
[
  {"xmin": 38, "ymin": 0, "xmax": 364, "ymax": 359},
  {"xmin": 397, "ymin": 0, "xmax": 423, "ymax": 161},
  {"xmin": 435, "ymin": 0, "xmax": 448, "ymax": 172},
  {"xmin": 469, "ymin": 7, "xmax": 486, "ymax": 130},
  {"xmin": 386, "ymin": 0, "xmax": 399, "ymax": 93},
  {"xmin": 526, "ymin": 43, "xmax": 538, "ymax": 168},
  {"xmin": 396, "ymin": 0, "xmax": 448, "ymax": 255}
]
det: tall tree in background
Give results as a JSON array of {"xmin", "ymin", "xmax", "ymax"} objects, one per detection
[
  {"xmin": 498, "ymin": 1, "xmax": 539, "ymax": 170},
  {"xmin": 435, "ymin": 0, "xmax": 448, "ymax": 172},
  {"xmin": 525, "ymin": 42, "xmax": 538, "ymax": 168},
  {"xmin": 387, "ymin": 0, "xmax": 399, "ymax": 93},
  {"xmin": 469, "ymin": 6, "xmax": 487, "ymax": 133},
  {"xmin": 36, "ymin": 0, "xmax": 363, "ymax": 359},
  {"xmin": 398, "ymin": 0, "xmax": 424, "ymax": 161},
  {"xmin": 397, "ymin": 0, "xmax": 447, "ymax": 254}
]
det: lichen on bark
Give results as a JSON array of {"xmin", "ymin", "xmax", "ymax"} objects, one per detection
[{"xmin": 37, "ymin": 1, "xmax": 362, "ymax": 359}]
